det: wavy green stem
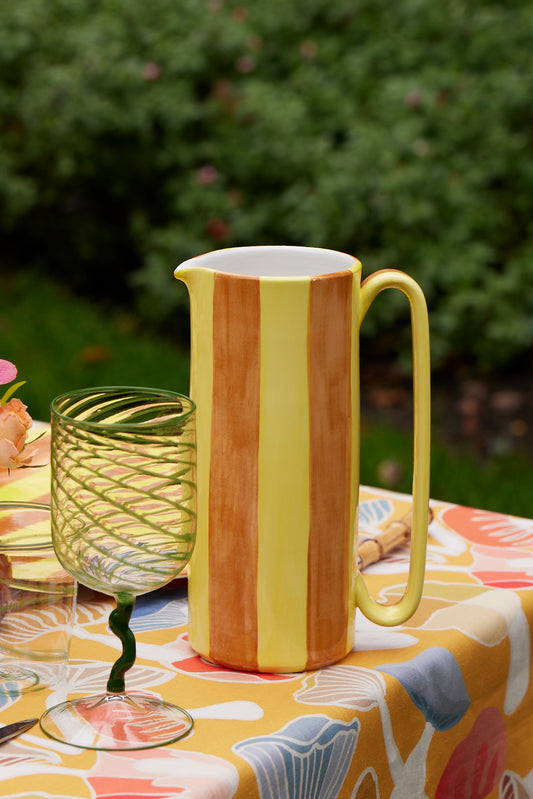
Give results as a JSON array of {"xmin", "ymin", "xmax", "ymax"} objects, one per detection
[{"xmin": 106, "ymin": 595, "xmax": 136, "ymax": 694}]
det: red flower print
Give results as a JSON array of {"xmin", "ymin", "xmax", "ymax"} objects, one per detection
[{"xmin": 435, "ymin": 707, "xmax": 507, "ymax": 799}]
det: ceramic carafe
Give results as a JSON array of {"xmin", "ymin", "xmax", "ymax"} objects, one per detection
[{"xmin": 175, "ymin": 246, "xmax": 430, "ymax": 672}]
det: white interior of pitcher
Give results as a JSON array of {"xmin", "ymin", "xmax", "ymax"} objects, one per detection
[{"xmin": 177, "ymin": 245, "xmax": 357, "ymax": 277}]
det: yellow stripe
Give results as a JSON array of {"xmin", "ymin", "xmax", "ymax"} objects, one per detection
[
  {"xmin": 256, "ymin": 279, "xmax": 310, "ymax": 671},
  {"xmin": 0, "ymin": 469, "xmax": 50, "ymax": 502},
  {"xmin": 178, "ymin": 267, "xmax": 214, "ymax": 658}
]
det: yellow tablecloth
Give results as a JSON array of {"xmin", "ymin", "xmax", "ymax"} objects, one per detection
[{"xmin": 1, "ymin": 428, "xmax": 532, "ymax": 798}]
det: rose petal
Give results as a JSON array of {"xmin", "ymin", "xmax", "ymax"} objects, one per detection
[
  {"xmin": 0, "ymin": 397, "xmax": 33, "ymax": 470},
  {"xmin": 0, "ymin": 360, "xmax": 17, "ymax": 385},
  {"xmin": 0, "ymin": 438, "xmax": 21, "ymax": 469}
]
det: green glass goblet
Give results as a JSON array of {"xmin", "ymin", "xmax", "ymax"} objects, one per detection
[{"xmin": 40, "ymin": 387, "xmax": 196, "ymax": 750}]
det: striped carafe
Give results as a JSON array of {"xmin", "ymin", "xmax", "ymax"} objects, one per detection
[{"xmin": 175, "ymin": 246, "xmax": 430, "ymax": 672}]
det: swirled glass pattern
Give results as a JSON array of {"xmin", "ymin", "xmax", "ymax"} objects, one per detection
[{"xmin": 51, "ymin": 387, "xmax": 196, "ymax": 597}]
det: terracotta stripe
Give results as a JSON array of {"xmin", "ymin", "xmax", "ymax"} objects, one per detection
[
  {"xmin": 307, "ymin": 272, "xmax": 353, "ymax": 668},
  {"xmin": 208, "ymin": 273, "xmax": 260, "ymax": 669}
]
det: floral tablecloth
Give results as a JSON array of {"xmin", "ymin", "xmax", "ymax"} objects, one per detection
[{"xmin": 1, "ymin": 427, "xmax": 532, "ymax": 798}]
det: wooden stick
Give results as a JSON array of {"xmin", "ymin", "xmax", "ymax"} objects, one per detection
[{"xmin": 357, "ymin": 506, "xmax": 433, "ymax": 570}]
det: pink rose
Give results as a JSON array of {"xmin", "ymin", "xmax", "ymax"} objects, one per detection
[
  {"xmin": 0, "ymin": 397, "xmax": 33, "ymax": 469},
  {"xmin": 0, "ymin": 359, "xmax": 17, "ymax": 385}
]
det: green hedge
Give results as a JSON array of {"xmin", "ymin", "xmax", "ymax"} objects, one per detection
[{"xmin": 2, "ymin": 0, "xmax": 533, "ymax": 370}]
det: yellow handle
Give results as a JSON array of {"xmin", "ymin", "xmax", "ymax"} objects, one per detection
[{"xmin": 356, "ymin": 269, "xmax": 431, "ymax": 625}]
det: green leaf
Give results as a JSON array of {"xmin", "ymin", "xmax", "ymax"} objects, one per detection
[{"xmin": 0, "ymin": 381, "xmax": 26, "ymax": 406}]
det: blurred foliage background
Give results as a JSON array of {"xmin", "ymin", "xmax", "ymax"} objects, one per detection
[{"xmin": 2, "ymin": 0, "xmax": 533, "ymax": 514}]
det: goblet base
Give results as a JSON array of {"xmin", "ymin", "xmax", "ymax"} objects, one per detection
[
  {"xmin": 40, "ymin": 692, "xmax": 193, "ymax": 750},
  {"xmin": 0, "ymin": 665, "xmax": 41, "ymax": 694}
]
